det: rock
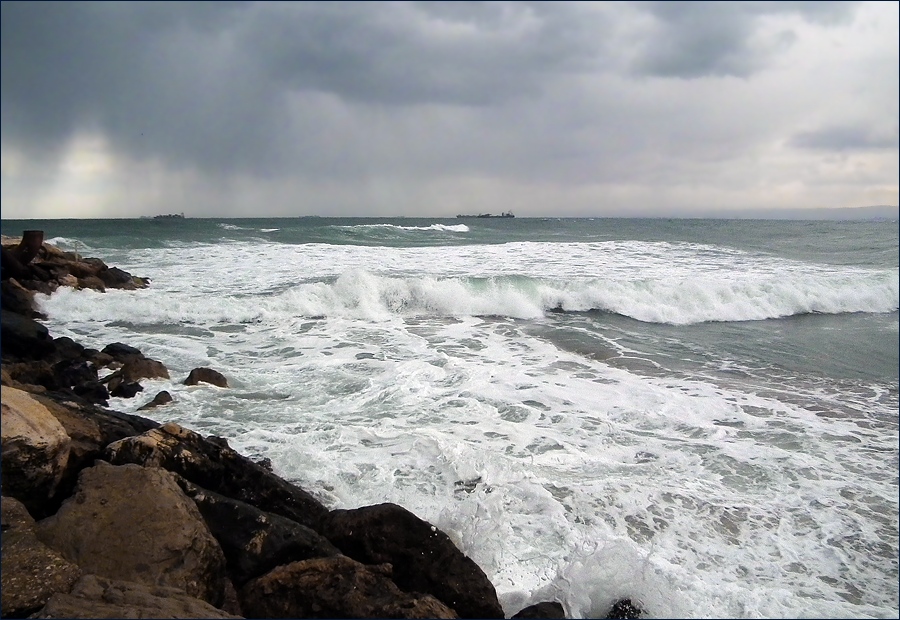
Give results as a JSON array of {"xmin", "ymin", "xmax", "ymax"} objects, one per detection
[
  {"xmin": 1, "ymin": 311, "xmax": 55, "ymax": 359},
  {"xmin": 35, "ymin": 461, "xmax": 228, "ymax": 606},
  {"xmin": 98, "ymin": 266, "xmax": 140, "ymax": 289},
  {"xmin": 1, "ymin": 387, "xmax": 71, "ymax": 517},
  {"xmin": 1, "ymin": 278, "xmax": 42, "ymax": 317},
  {"xmin": 177, "ymin": 479, "xmax": 341, "ymax": 586},
  {"xmin": 320, "ymin": 502, "xmax": 504, "ymax": 619},
  {"xmin": 33, "ymin": 574, "xmax": 242, "ymax": 619},
  {"xmin": 53, "ymin": 359, "xmax": 97, "ymax": 389},
  {"xmin": 605, "ymin": 599, "xmax": 644, "ymax": 619},
  {"xmin": 72, "ymin": 380, "xmax": 111, "ymax": 404},
  {"xmin": 101, "ymin": 342, "xmax": 143, "ymax": 360},
  {"xmin": 185, "ymin": 367, "xmax": 229, "ymax": 388},
  {"xmin": 1, "ymin": 496, "xmax": 83, "ymax": 618},
  {"xmin": 30, "ymin": 394, "xmax": 106, "ymax": 513},
  {"xmin": 512, "ymin": 601, "xmax": 566, "ymax": 618},
  {"xmin": 89, "ymin": 407, "xmax": 160, "ymax": 446},
  {"xmin": 1, "ymin": 245, "xmax": 30, "ymax": 281},
  {"xmin": 105, "ymin": 422, "xmax": 328, "ymax": 531},
  {"xmin": 105, "ymin": 356, "xmax": 169, "ymax": 387},
  {"xmin": 137, "ymin": 390, "xmax": 174, "ymax": 410},
  {"xmin": 239, "ymin": 555, "xmax": 458, "ymax": 619},
  {"xmin": 110, "ymin": 380, "xmax": 144, "ymax": 398},
  {"xmin": 121, "ymin": 356, "xmax": 169, "ymax": 382},
  {"xmin": 52, "ymin": 336, "xmax": 86, "ymax": 361},
  {"xmin": 3, "ymin": 360, "xmax": 57, "ymax": 390},
  {"xmin": 77, "ymin": 275, "xmax": 106, "ymax": 292}
]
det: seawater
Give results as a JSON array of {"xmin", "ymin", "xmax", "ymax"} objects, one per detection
[{"xmin": 4, "ymin": 216, "xmax": 898, "ymax": 618}]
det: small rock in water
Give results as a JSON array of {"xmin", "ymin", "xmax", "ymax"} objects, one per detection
[{"xmin": 605, "ymin": 598, "xmax": 643, "ymax": 619}]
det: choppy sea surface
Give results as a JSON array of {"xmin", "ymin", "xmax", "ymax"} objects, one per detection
[{"xmin": 4, "ymin": 216, "xmax": 898, "ymax": 618}]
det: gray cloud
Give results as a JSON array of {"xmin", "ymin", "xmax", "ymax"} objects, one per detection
[
  {"xmin": 0, "ymin": 1, "xmax": 895, "ymax": 218},
  {"xmin": 628, "ymin": 1, "xmax": 859, "ymax": 78},
  {"xmin": 791, "ymin": 125, "xmax": 900, "ymax": 151}
]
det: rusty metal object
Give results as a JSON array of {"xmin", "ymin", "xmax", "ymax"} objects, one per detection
[{"xmin": 12, "ymin": 230, "xmax": 44, "ymax": 265}]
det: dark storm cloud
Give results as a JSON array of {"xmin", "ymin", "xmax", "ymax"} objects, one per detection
[
  {"xmin": 791, "ymin": 125, "xmax": 900, "ymax": 151},
  {"xmin": 0, "ymin": 0, "xmax": 885, "ymax": 205},
  {"xmin": 1, "ymin": 1, "xmax": 286, "ymax": 172},
  {"xmin": 2, "ymin": 1, "xmax": 616, "ymax": 175},
  {"xmin": 629, "ymin": 1, "xmax": 860, "ymax": 78}
]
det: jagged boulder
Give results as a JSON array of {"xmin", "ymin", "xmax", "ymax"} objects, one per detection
[
  {"xmin": 185, "ymin": 367, "xmax": 229, "ymax": 387},
  {"xmin": 1, "ymin": 387, "xmax": 71, "ymax": 516},
  {"xmin": 34, "ymin": 461, "xmax": 228, "ymax": 606},
  {"xmin": 33, "ymin": 574, "xmax": 242, "ymax": 619},
  {"xmin": 177, "ymin": 479, "xmax": 341, "ymax": 586},
  {"xmin": 239, "ymin": 555, "xmax": 458, "ymax": 619},
  {"xmin": 321, "ymin": 502, "xmax": 504, "ymax": 618},
  {"xmin": 105, "ymin": 422, "xmax": 328, "ymax": 531},
  {"xmin": 1, "ymin": 496, "xmax": 82, "ymax": 618}
]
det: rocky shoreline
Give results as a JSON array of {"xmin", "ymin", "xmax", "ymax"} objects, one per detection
[{"xmin": 1, "ymin": 233, "xmax": 643, "ymax": 619}]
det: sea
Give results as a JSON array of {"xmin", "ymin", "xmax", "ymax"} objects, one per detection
[{"xmin": 3, "ymin": 216, "xmax": 898, "ymax": 618}]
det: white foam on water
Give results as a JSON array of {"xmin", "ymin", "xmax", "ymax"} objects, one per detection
[
  {"xmin": 35, "ymin": 239, "xmax": 899, "ymax": 618},
  {"xmin": 335, "ymin": 223, "xmax": 470, "ymax": 233}
]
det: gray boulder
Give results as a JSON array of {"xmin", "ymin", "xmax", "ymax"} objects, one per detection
[
  {"xmin": 1, "ymin": 387, "xmax": 71, "ymax": 516},
  {"xmin": 239, "ymin": 555, "xmax": 458, "ymax": 619},
  {"xmin": 33, "ymin": 574, "xmax": 242, "ymax": 619},
  {"xmin": 35, "ymin": 461, "xmax": 228, "ymax": 606},
  {"xmin": 1, "ymin": 496, "xmax": 82, "ymax": 618}
]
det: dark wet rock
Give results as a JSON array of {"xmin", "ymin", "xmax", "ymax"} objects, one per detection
[
  {"xmin": 122, "ymin": 356, "xmax": 169, "ymax": 381},
  {"xmin": 239, "ymin": 555, "xmax": 458, "ymax": 619},
  {"xmin": 177, "ymin": 479, "xmax": 341, "ymax": 586},
  {"xmin": 52, "ymin": 336, "xmax": 86, "ymax": 361},
  {"xmin": 1, "ymin": 311, "xmax": 55, "ymax": 359},
  {"xmin": 0, "ymin": 496, "xmax": 82, "ymax": 618},
  {"xmin": 100, "ymin": 342, "xmax": 143, "ymax": 360},
  {"xmin": 35, "ymin": 461, "xmax": 228, "ymax": 606},
  {"xmin": 77, "ymin": 275, "xmax": 106, "ymax": 291},
  {"xmin": 1, "ymin": 387, "xmax": 72, "ymax": 517},
  {"xmin": 3, "ymin": 360, "xmax": 57, "ymax": 390},
  {"xmin": 606, "ymin": 598, "xmax": 644, "ymax": 619},
  {"xmin": 33, "ymin": 574, "xmax": 242, "ymax": 619},
  {"xmin": 1, "ymin": 245, "xmax": 30, "ymax": 281},
  {"xmin": 110, "ymin": 380, "xmax": 144, "ymax": 398},
  {"xmin": 90, "ymin": 407, "xmax": 160, "ymax": 446},
  {"xmin": 137, "ymin": 390, "xmax": 174, "ymax": 410},
  {"xmin": 53, "ymin": 359, "xmax": 97, "ymax": 389},
  {"xmin": 185, "ymin": 366, "xmax": 229, "ymax": 388},
  {"xmin": 321, "ymin": 502, "xmax": 504, "ymax": 619},
  {"xmin": 72, "ymin": 380, "xmax": 111, "ymax": 404},
  {"xmin": 1, "ymin": 278, "xmax": 42, "ymax": 317},
  {"xmin": 105, "ymin": 422, "xmax": 328, "ymax": 531},
  {"xmin": 98, "ymin": 265, "xmax": 141, "ymax": 289},
  {"xmin": 512, "ymin": 601, "xmax": 567, "ymax": 618}
]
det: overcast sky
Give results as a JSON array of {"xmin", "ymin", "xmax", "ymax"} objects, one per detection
[{"xmin": 2, "ymin": 1, "xmax": 898, "ymax": 219}]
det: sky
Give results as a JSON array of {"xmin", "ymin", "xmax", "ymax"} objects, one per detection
[{"xmin": 1, "ymin": 1, "xmax": 898, "ymax": 219}]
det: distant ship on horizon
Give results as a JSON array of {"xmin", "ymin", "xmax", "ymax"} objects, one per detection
[
  {"xmin": 151, "ymin": 213, "xmax": 185, "ymax": 220},
  {"xmin": 456, "ymin": 211, "xmax": 514, "ymax": 219}
]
